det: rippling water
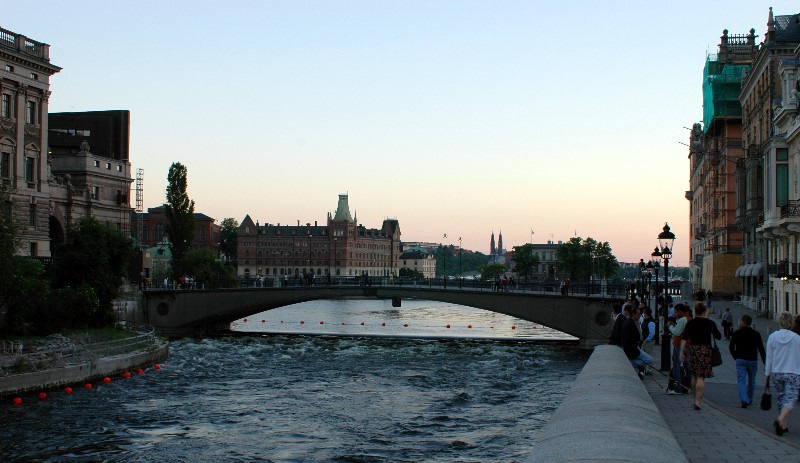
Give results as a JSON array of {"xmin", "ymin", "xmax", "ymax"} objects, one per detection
[{"xmin": 0, "ymin": 301, "xmax": 588, "ymax": 462}]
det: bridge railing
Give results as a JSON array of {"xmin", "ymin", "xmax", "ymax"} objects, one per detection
[{"xmin": 146, "ymin": 275, "xmax": 641, "ymax": 298}]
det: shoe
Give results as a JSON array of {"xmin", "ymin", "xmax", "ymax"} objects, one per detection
[
  {"xmin": 775, "ymin": 420, "xmax": 784, "ymax": 436},
  {"xmin": 638, "ymin": 371, "xmax": 645, "ymax": 380},
  {"xmin": 694, "ymin": 404, "xmax": 701, "ymax": 410},
  {"xmin": 667, "ymin": 389, "xmax": 680, "ymax": 395},
  {"xmin": 741, "ymin": 402, "xmax": 748, "ymax": 409}
]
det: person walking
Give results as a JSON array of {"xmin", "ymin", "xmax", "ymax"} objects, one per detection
[
  {"xmin": 680, "ymin": 302, "xmax": 722, "ymax": 410},
  {"xmin": 764, "ymin": 312, "xmax": 800, "ymax": 435},
  {"xmin": 728, "ymin": 314, "xmax": 766, "ymax": 408},
  {"xmin": 721, "ymin": 307, "xmax": 733, "ymax": 340}
]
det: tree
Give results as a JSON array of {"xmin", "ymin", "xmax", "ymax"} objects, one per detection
[
  {"xmin": 165, "ymin": 162, "xmax": 195, "ymax": 268},
  {"xmin": 594, "ymin": 241, "xmax": 619, "ymax": 279},
  {"xmin": 52, "ymin": 217, "xmax": 136, "ymax": 327},
  {"xmin": 173, "ymin": 248, "xmax": 236, "ymax": 288},
  {"xmin": 555, "ymin": 236, "xmax": 619, "ymax": 281},
  {"xmin": 219, "ymin": 218, "xmax": 238, "ymax": 263},
  {"xmin": 511, "ymin": 244, "xmax": 540, "ymax": 282},
  {"xmin": 480, "ymin": 263, "xmax": 507, "ymax": 281}
]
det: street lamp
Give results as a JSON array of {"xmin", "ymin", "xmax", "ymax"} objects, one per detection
[
  {"xmin": 638, "ymin": 258, "xmax": 645, "ymax": 303},
  {"xmin": 651, "ymin": 247, "xmax": 662, "ymax": 347},
  {"xmin": 657, "ymin": 223, "xmax": 675, "ymax": 371},
  {"xmin": 458, "ymin": 237, "xmax": 463, "ymax": 289},
  {"xmin": 645, "ymin": 260, "xmax": 654, "ymax": 309}
]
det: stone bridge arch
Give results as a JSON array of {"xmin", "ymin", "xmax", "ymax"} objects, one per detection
[{"xmin": 142, "ymin": 287, "xmax": 621, "ymax": 348}]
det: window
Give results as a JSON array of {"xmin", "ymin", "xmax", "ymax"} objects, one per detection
[
  {"xmin": 4, "ymin": 65, "xmax": 13, "ymax": 72},
  {"xmin": 92, "ymin": 185, "xmax": 100, "ymax": 200},
  {"xmin": 93, "ymin": 160, "xmax": 99, "ymax": 167},
  {"xmin": 106, "ymin": 162, "xmax": 111, "ymax": 170},
  {"xmin": 30, "ymin": 73, "xmax": 38, "ymax": 80},
  {"xmin": 777, "ymin": 148, "xmax": 789, "ymax": 207},
  {"xmin": 0, "ymin": 152, "xmax": 8, "ymax": 179},
  {"xmin": 117, "ymin": 165, "xmax": 122, "ymax": 172},
  {"xmin": 26, "ymin": 101, "xmax": 36, "ymax": 124},
  {"xmin": 25, "ymin": 157, "xmax": 34, "ymax": 185},
  {"xmin": 29, "ymin": 204, "xmax": 35, "ymax": 227},
  {"xmin": 1, "ymin": 94, "xmax": 10, "ymax": 118},
  {"xmin": 29, "ymin": 242, "xmax": 37, "ymax": 257}
]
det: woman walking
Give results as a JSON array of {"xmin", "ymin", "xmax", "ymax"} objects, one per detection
[
  {"xmin": 680, "ymin": 302, "xmax": 722, "ymax": 410},
  {"xmin": 765, "ymin": 312, "xmax": 800, "ymax": 435}
]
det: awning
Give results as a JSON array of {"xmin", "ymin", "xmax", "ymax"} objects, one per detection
[
  {"xmin": 742, "ymin": 264, "xmax": 754, "ymax": 277},
  {"xmin": 735, "ymin": 265, "xmax": 746, "ymax": 277},
  {"xmin": 751, "ymin": 263, "xmax": 765, "ymax": 277}
]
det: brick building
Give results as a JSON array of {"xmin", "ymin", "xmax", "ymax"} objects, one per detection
[
  {"xmin": 131, "ymin": 205, "xmax": 221, "ymax": 255},
  {"xmin": 236, "ymin": 194, "xmax": 401, "ymax": 280}
]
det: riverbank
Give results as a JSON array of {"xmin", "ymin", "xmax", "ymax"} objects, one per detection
[{"xmin": 0, "ymin": 328, "xmax": 169, "ymax": 396}]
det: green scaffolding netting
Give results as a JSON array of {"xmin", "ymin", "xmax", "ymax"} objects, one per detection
[{"xmin": 702, "ymin": 57, "xmax": 749, "ymax": 132}]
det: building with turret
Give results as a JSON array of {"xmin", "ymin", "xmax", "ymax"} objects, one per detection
[{"xmin": 236, "ymin": 194, "xmax": 401, "ymax": 279}]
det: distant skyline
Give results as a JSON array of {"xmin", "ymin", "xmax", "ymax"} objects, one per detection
[{"xmin": 5, "ymin": 1, "xmax": 782, "ymax": 265}]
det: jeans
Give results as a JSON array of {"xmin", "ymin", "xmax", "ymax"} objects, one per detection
[
  {"xmin": 630, "ymin": 348, "xmax": 653, "ymax": 370},
  {"xmin": 736, "ymin": 359, "xmax": 758, "ymax": 405},
  {"xmin": 671, "ymin": 344, "xmax": 692, "ymax": 391}
]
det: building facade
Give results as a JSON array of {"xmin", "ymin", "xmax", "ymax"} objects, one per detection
[
  {"xmin": 236, "ymin": 194, "xmax": 401, "ymax": 280},
  {"xmin": 0, "ymin": 27, "xmax": 61, "ymax": 256},
  {"xmin": 757, "ymin": 11, "xmax": 800, "ymax": 317},
  {"xmin": 737, "ymin": 8, "xmax": 800, "ymax": 312},
  {"xmin": 398, "ymin": 246, "xmax": 436, "ymax": 278},
  {"xmin": 131, "ymin": 206, "xmax": 221, "ymax": 255},
  {"xmin": 688, "ymin": 29, "xmax": 756, "ymax": 298}
]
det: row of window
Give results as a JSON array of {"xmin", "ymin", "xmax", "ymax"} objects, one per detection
[
  {"xmin": 0, "ymin": 93, "xmax": 38, "ymax": 124},
  {"xmin": 92, "ymin": 159, "xmax": 124, "ymax": 172},
  {"xmin": 3, "ymin": 64, "xmax": 37, "ymax": 81}
]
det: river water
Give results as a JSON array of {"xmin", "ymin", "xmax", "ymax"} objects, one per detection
[{"xmin": 1, "ymin": 300, "xmax": 588, "ymax": 462}]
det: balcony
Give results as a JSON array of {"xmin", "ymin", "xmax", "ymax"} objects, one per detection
[{"xmin": 780, "ymin": 200, "xmax": 800, "ymax": 219}]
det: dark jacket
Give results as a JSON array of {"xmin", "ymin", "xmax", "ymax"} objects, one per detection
[
  {"xmin": 682, "ymin": 317, "xmax": 721, "ymax": 346},
  {"xmin": 729, "ymin": 326, "xmax": 766, "ymax": 363},
  {"xmin": 609, "ymin": 314, "xmax": 626, "ymax": 346},
  {"xmin": 621, "ymin": 317, "xmax": 642, "ymax": 360}
]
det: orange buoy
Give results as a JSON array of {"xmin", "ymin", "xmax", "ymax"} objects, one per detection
[
  {"xmin": 403, "ymin": 323, "xmax": 408, "ymax": 327},
  {"xmin": 262, "ymin": 320, "xmax": 265, "ymax": 323},
  {"xmin": 243, "ymin": 318, "xmax": 248, "ymax": 322},
  {"xmin": 38, "ymin": 392, "xmax": 46, "ymax": 400},
  {"xmin": 154, "ymin": 364, "xmax": 161, "ymax": 370},
  {"xmin": 64, "ymin": 387, "xmax": 73, "ymax": 394},
  {"xmin": 320, "ymin": 321, "xmax": 324, "ymax": 324},
  {"xmin": 103, "ymin": 377, "xmax": 111, "ymax": 384},
  {"xmin": 341, "ymin": 322, "xmax": 346, "ymax": 325},
  {"xmin": 446, "ymin": 324, "xmax": 451, "ymax": 328},
  {"xmin": 123, "ymin": 372, "xmax": 131, "ymax": 379},
  {"xmin": 360, "ymin": 322, "xmax": 365, "ymax": 326},
  {"xmin": 84, "ymin": 383, "xmax": 92, "ymax": 389},
  {"xmin": 511, "ymin": 325, "xmax": 516, "ymax": 330},
  {"xmin": 468, "ymin": 324, "xmax": 472, "ymax": 329},
  {"xmin": 381, "ymin": 322, "xmax": 386, "ymax": 326},
  {"xmin": 136, "ymin": 368, "xmax": 144, "ymax": 375},
  {"xmin": 13, "ymin": 397, "xmax": 22, "ymax": 405},
  {"xmin": 300, "ymin": 321, "xmax": 305, "ymax": 324}
]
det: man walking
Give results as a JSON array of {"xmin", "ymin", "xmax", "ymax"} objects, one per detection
[
  {"xmin": 667, "ymin": 304, "xmax": 691, "ymax": 394},
  {"xmin": 721, "ymin": 307, "xmax": 733, "ymax": 340},
  {"xmin": 729, "ymin": 314, "xmax": 766, "ymax": 408}
]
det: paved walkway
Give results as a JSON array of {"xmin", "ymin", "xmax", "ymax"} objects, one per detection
[{"xmin": 644, "ymin": 299, "xmax": 800, "ymax": 462}]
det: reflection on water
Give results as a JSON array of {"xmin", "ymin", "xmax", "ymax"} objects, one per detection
[{"xmin": 230, "ymin": 298, "xmax": 576, "ymax": 341}]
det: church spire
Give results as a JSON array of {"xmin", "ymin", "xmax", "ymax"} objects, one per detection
[
  {"xmin": 498, "ymin": 230, "xmax": 504, "ymax": 255},
  {"xmin": 490, "ymin": 231, "xmax": 496, "ymax": 255}
]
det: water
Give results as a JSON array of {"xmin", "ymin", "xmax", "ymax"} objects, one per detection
[{"xmin": 0, "ymin": 301, "xmax": 588, "ymax": 462}]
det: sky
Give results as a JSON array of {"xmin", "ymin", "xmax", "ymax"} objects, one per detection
[{"xmin": 3, "ymin": 1, "xmax": 783, "ymax": 266}]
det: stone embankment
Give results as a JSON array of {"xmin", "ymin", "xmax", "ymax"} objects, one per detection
[
  {"xmin": 526, "ymin": 345, "xmax": 688, "ymax": 463},
  {"xmin": 0, "ymin": 328, "xmax": 168, "ymax": 395}
]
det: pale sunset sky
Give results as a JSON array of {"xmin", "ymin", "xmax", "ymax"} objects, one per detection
[{"xmin": 4, "ymin": 1, "xmax": 782, "ymax": 265}]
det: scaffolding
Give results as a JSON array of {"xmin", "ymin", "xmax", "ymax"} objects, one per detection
[
  {"xmin": 135, "ymin": 168, "xmax": 144, "ymax": 247},
  {"xmin": 702, "ymin": 57, "xmax": 749, "ymax": 132}
]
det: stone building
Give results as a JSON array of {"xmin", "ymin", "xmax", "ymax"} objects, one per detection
[
  {"xmin": 398, "ymin": 246, "xmax": 436, "ymax": 278},
  {"xmin": 0, "ymin": 26, "xmax": 61, "ymax": 256},
  {"xmin": 236, "ymin": 194, "xmax": 401, "ymax": 280},
  {"xmin": 756, "ymin": 9, "xmax": 800, "ymax": 317},
  {"xmin": 131, "ymin": 206, "xmax": 221, "ymax": 255},
  {"xmin": 736, "ymin": 8, "xmax": 800, "ymax": 312},
  {"xmin": 687, "ymin": 28, "xmax": 756, "ymax": 298}
]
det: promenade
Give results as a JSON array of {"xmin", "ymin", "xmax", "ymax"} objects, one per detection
[{"xmin": 645, "ymin": 300, "xmax": 800, "ymax": 462}]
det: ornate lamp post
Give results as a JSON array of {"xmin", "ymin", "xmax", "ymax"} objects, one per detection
[
  {"xmin": 638, "ymin": 258, "xmax": 646, "ymax": 303},
  {"xmin": 458, "ymin": 236, "xmax": 463, "ymax": 289},
  {"xmin": 657, "ymin": 223, "xmax": 675, "ymax": 371},
  {"xmin": 651, "ymin": 247, "xmax": 662, "ymax": 347}
]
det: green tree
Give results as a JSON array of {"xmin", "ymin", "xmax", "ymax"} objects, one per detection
[
  {"xmin": 511, "ymin": 244, "xmax": 540, "ymax": 282},
  {"xmin": 52, "ymin": 217, "xmax": 136, "ymax": 327},
  {"xmin": 594, "ymin": 241, "xmax": 619, "ymax": 279},
  {"xmin": 555, "ymin": 237, "xmax": 590, "ymax": 280},
  {"xmin": 165, "ymin": 162, "xmax": 195, "ymax": 268},
  {"xmin": 480, "ymin": 263, "xmax": 507, "ymax": 280},
  {"xmin": 399, "ymin": 268, "xmax": 424, "ymax": 279},
  {"xmin": 219, "ymin": 218, "xmax": 238, "ymax": 263},
  {"xmin": 173, "ymin": 248, "xmax": 236, "ymax": 288}
]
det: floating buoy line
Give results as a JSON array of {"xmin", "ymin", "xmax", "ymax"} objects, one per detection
[
  {"xmin": 8, "ymin": 364, "xmax": 164, "ymax": 408},
  {"xmin": 236, "ymin": 318, "xmax": 530, "ymax": 332}
]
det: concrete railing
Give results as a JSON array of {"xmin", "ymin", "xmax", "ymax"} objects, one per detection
[{"xmin": 526, "ymin": 345, "xmax": 688, "ymax": 463}]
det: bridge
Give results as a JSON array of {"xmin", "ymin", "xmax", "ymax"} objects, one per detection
[{"xmin": 141, "ymin": 284, "xmax": 622, "ymax": 348}]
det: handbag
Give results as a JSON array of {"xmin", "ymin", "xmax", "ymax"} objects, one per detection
[
  {"xmin": 761, "ymin": 378, "xmax": 772, "ymax": 411},
  {"xmin": 710, "ymin": 338, "xmax": 723, "ymax": 367}
]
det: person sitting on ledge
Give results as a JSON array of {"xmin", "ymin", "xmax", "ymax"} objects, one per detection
[{"xmin": 621, "ymin": 304, "xmax": 653, "ymax": 379}]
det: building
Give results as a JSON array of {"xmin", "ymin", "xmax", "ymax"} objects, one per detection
[
  {"xmin": 488, "ymin": 230, "xmax": 505, "ymax": 264},
  {"xmin": 755, "ymin": 9, "xmax": 800, "ymax": 317},
  {"xmin": 687, "ymin": 28, "xmax": 756, "ymax": 298},
  {"xmin": 736, "ymin": 8, "xmax": 800, "ymax": 312},
  {"xmin": 131, "ymin": 206, "xmax": 221, "ymax": 255},
  {"xmin": 236, "ymin": 194, "xmax": 401, "ymax": 280},
  {"xmin": 0, "ymin": 26, "xmax": 61, "ymax": 256},
  {"xmin": 398, "ymin": 246, "xmax": 436, "ymax": 278},
  {"xmin": 48, "ymin": 110, "xmax": 133, "ymax": 242},
  {"xmin": 529, "ymin": 240, "xmax": 566, "ymax": 281}
]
